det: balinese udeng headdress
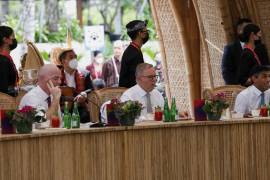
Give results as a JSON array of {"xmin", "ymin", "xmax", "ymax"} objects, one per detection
[{"xmin": 126, "ymin": 20, "xmax": 148, "ymax": 32}]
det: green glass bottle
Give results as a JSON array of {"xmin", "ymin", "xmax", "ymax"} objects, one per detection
[
  {"xmin": 71, "ymin": 102, "xmax": 80, "ymax": 128},
  {"xmin": 63, "ymin": 102, "xmax": 71, "ymax": 129},
  {"xmin": 163, "ymin": 97, "xmax": 170, "ymax": 122},
  {"xmin": 170, "ymin": 97, "xmax": 176, "ymax": 122}
]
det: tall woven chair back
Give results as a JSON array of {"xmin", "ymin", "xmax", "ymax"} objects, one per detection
[
  {"xmin": 15, "ymin": 90, "xmax": 27, "ymax": 107},
  {"xmin": 203, "ymin": 85, "xmax": 245, "ymax": 110},
  {"xmin": 87, "ymin": 87, "xmax": 127, "ymax": 122},
  {"xmin": 0, "ymin": 92, "xmax": 17, "ymax": 110}
]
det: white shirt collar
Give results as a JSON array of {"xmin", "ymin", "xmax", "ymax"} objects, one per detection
[
  {"xmin": 240, "ymin": 41, "xmax": 245, "ymax": 49},
  {"xmin": 135, "ymin": 84, "xmax": 149, "ymax": 97},
  {"xmin": 250, "ymin": 85, "xmax": 263, "ymax": 97}
]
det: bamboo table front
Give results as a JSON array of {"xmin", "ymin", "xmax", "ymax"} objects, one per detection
[{"xmin": 0, "ymin": 118, "xmax": 270, "ymax": 180}]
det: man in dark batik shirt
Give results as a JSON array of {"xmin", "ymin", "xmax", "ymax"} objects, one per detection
[{"xmin": 119, "ymin": 20, "xmax": 150, "ymax": 88}]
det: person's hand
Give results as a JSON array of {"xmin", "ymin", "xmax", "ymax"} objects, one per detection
[
  {"xmin": 179, "ymin": 111, "xmax": 189, "ymax": 118},
  {"xmin": 47, "ymin": 80, "xmax": 61, "ymax": 100},
  {"xmin": 74, "ymin": 92, "xmax": 87, "ymax": 103}
]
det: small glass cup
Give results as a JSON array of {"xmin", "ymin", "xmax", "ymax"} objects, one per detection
[
  {"xmin": 51, "ymin": 115, "xmax": 60, "ymax": 128},
  {"xmin": 260, "ymin": 106, "xmax": 268, "ymax": 117},
  {"xmin": 154, "ymin": 111, "xmax": 163, "ymax": 121}
]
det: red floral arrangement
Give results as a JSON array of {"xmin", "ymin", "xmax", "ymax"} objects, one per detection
[
  {"xmin": 11, "ymin": 106, "xmax": 36, "ymax": 133},
  {"xmin": 203, "ymin": 93, "xmax": 229, "ymax": 114}
]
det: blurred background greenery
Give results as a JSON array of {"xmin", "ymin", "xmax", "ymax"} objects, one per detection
[{"xmin": 0, "ymin": 0, "xmax": 159, "ymax": 63}]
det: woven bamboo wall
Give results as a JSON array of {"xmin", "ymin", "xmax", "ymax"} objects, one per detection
[
  {"xmin": 200, "ymin": 40, "xmax": 212, "ymax": 92},
  {"xmin": 150, "ymin": 0, "xmax": 192, "ymax": 112},
  {"xmin": 150, "ymin": 0, "xmax": 270, "ymax": 113},
  {"xmin": 193, "ymin": 0, "xmax": 227, "ymax": 88},
  {"xmin": 256, "ymin": 0, "xmax": 270, "ymax": 52}
]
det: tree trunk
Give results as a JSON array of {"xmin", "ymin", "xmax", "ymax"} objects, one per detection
[
  {"xmin": 0, "ymin": 0, "xmax": 9, "ymax": 23},
  {"xmin": 114, "ymin": 6, "xmax": 122, "ymax": 34},
  {"xmin": 22, "ymin": 0, "xmax": 35, "ymax": 42},
  {"xmin": 45, "ymin": 0, "xmax": 59, "ymax": 32},
  {"xmin": 76, "ymin": 0, "xmax": 83, "ymax": 27}
]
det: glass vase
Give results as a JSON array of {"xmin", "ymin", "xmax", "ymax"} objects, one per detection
[
  {"xmin": 119, "ymin": 116, "xmax": 135, "ymax": 126},
  {"xmin": 206, "ymin": 112, "xmax": 222, "ymax": 121},
  {"xmin": 16, "ymin": 121, "xmax": 32, "ymax": 134}
]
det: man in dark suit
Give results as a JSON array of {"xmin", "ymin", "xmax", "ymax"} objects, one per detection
[{"xmin": 221, "ymin": 18, "xmax": 269, "ymax": 85}]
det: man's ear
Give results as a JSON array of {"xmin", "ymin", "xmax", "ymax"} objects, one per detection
[
  {"xmin": 250, "ymin": 75, "xmax": 257, "ymax": 83},
  {"xmin": 2, "ymin": 37, "xmax": 9, "ymax": 43}
]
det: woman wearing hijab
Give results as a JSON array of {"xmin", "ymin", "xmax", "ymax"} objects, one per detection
[{"xmin": 0, "ymin": 26, "xmax": 18, "ymax": 96}]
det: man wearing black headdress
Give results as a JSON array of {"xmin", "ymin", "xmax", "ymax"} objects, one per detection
[{"xmin": 119, "ymin": 20, "xmax": 149, "ymax": 88}]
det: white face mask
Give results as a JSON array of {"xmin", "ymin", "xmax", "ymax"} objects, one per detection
[
  {"xmin": 96, "ymin": 58, "xmax": 103, "ymax": 64},
  {"xmin": 68, "ymin": 59, "xmax": 78, "ymax": 69}
]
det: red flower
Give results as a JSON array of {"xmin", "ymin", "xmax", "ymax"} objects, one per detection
[{"xmin": 18, "ymin": 106, "xmax": 34, "ymax": 113}]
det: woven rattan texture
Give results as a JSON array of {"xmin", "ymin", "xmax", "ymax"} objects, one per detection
[
  {"xmin": 256, "ymin": 0, "xmax": 270, "ymax": 52},
  {"xmin": 200, "ymin": 40, "xmax": 212, "ymax": 94},
  {"xmin": 203, "ymin": 85, "xmax": 245, "ymax": 110},
  {"xmin": 0, "ymin": 93, "xmax": 17, "ymax": 110},
  {"xmin": 195, "ymin": 0, "xmax": 226, "ymax": 87},
  {"xmin": 153, "ymin": 0, "xmax": 191, "ymax": 111}
]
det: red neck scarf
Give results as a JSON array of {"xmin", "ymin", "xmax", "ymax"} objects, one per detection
[
  {"xmin": 130, "ymin": 41, "xmax": 141, "ymax": 50},
  {"xmin": 0, "ymin": 50, "xmax": 19, "ymax": 85},
  {"xmin": 244, "ymin": 44, "xmax": 261, "ymax": 65}
]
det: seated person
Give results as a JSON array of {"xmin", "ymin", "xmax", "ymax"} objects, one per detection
[
  {"xmin": 100, "ymin": 63, "xmax": 164, "ymax": 123},
  {"xmin": 58, "ymin": 48, "xmax": 92, "ymax": 123},
  {"xmin": 234, "ymin": 65, "xmax": 270, "ymax": 115},
  {"xmin": 120, "ymin": 63, "xmax": 164, "ymax": 118},
  {"xmin": 19, "ymin": 64, "xmax": 62, "ymax": 121}
]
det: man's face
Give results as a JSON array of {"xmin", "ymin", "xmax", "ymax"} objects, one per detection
[
  {"xmin": 252, "ymin": 71, "xmax": 270, "ymax": 91},
  {"xmin": 62, "ymin": 50, "xmax": 77, "ymax": 70},
  {"xmin": 139, "ymin": 28, "xmax": 149, "ymax": 44},
  {"xmin": 254, "ymin": 31, "xmax": 262, "ymax": 41},
  {"xmin": 46, "ymin": 69, "xmax": 62, "ymax": 87},
  {"xmin": 137, "ymin": 67, "xmax": 157, "ymax": 92}
]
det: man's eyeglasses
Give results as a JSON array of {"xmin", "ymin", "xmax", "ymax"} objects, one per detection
[{"xmin": 142, "ymin": 75, "xmax": 158, "ymax": 80}]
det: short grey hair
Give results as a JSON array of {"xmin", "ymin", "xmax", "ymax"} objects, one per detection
[{"xmin": 135, "ymin": 63, "xmax": 153, "ymax": 77}]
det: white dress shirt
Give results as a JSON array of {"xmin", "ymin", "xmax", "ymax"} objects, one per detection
[
  {"xmin": 234, "ymin": 85, "xmax": 270, "ymax": 114},
  {"xmin": 19, "ymin": 85, "xmax": 49, "ymax": 110},
  {"xmin": 64, "ymin": 70, "xmax": 76, "ymax": 88},
  {"xmin": 100, "ymin": 84, "xmax": 164, "ymax": 123},
  {"xmin": 120, "ymin": 84, "xmax": 164, "ymax": 118}
]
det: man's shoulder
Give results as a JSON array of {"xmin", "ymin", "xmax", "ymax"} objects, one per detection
[
  {"xmin": 237, "ymin": 86, "xmax": 255, "ymax": 97},
  {"xmin": 103, "ymin": 59, "xmax": 114, "ymax": 66},
  {"xmin": 123, "ymin": 84, "xmax": 137, "ymax": 93},
  {"xmin": 23, "ymin": 86, "xmax": 42, "ymax": 97},
  {"xmin": 224, "ymin": 40, "xmax": 241, "ymax": 50},
  {"xmin": 122, "ymin": 45, "xmax": 141, "ymax": 58}
]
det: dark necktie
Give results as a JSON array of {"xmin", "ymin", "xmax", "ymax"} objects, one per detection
[
  {"xmin": 146, "ymin": 92, "xmax": 152, "ymax": 113},
  {"xmin": 259, "ymin": 92, "xmax": 265, "ymax": 108},
  {"xmin": 46, "ymin": 96, "xmax": 51, "ymax": 107}
]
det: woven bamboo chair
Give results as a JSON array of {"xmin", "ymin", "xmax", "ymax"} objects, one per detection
[
  {"xmin": 87, "ymin": 87, "xmax": 127, "ymax": 122},
  {"xmin": 0, "ymin": 92, "xmax": 17, "ymax": 110},
  {"xmin": 15, "ymin": 90, "xmax": 27, "ymax": 107},
  {"xmin": 203, "ymin": 85, "xmax": 245, "ymax": 110}
]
